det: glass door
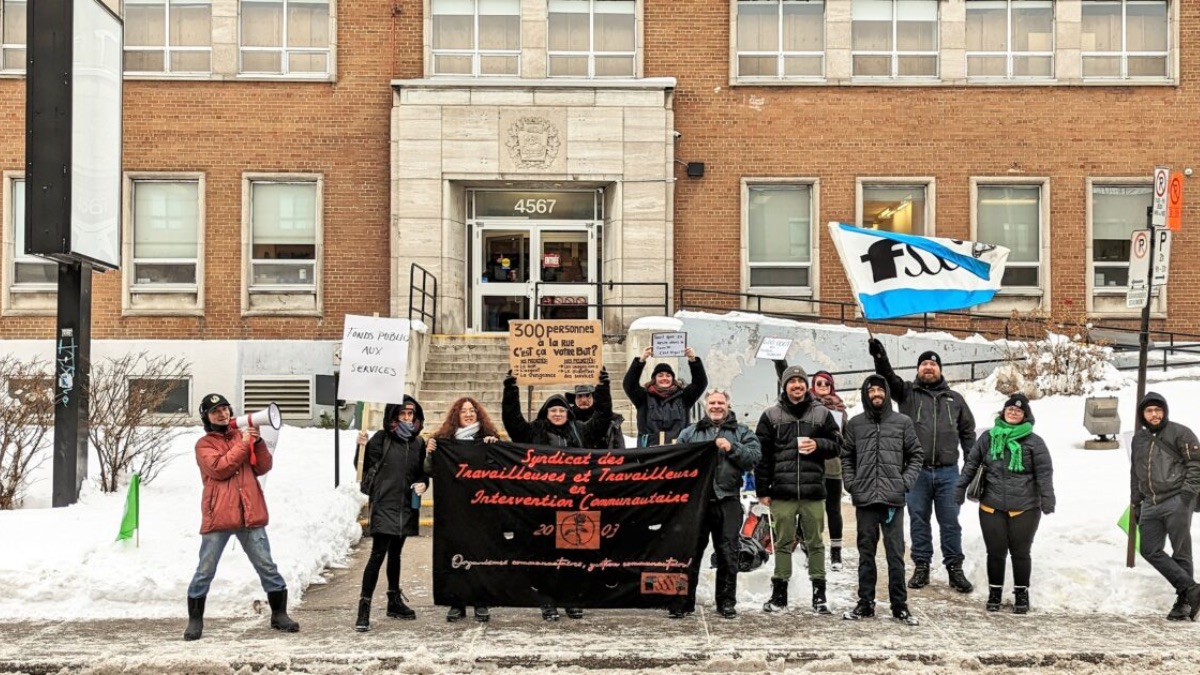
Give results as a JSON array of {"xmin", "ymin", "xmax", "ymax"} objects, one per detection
[
  {"xmin": 473, "ymin": 227, "xmax": 531, "ymax": 332},
  {"xmin": 535, "ymin": 228, "xmax": 597, "ymax": 321}
]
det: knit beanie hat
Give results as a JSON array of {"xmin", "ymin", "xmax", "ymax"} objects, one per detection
[
  {"xmin": 1002, "ymin": 392, "xmax": 1033, "ymax": 422},
  {"xmin": 651, "ymin": 363, "xmax": 676, "ymax": 379},
  {"xmin": 917, "ymin": 350, "xmax": 942, "ymax": 368},
  {"xmin": 780, "ymin": 365, "xmax": 808, "ymax": 386}
]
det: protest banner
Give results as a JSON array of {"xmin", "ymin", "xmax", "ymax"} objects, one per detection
[
  {"xmin": 337, "ymin": 315, "xmax": 410, "ymax": 404},
  {"xmin": 431, "ymin": 440, "xmax": 718, "ymax": 608},
  {"xmin": 756, "ymin": 337, "xmax": 792, "ymax": 360},
  {"xmin": 509, "ymin": 320, "xmax": 602, "ymax": 385},
  {"xmin": 651, "ymin": 332, "xmax": 687, "ymax": 358}
]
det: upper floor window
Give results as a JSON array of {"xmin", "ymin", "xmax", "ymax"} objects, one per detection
[
  {"xmin": 1082, "ymin": 0, "xmax": 1167, "ymax": 79},
  {"xmin": 735, "ymin": 0, "xmax": 824, "ymax": 80},
  {"xmin": 250, "ymin": 180, "xmax": 318, "ymax": 291},
  {"xmin": 860, "ymin": 183, "xmax": 929, "ymax": 235},
  {"xmin": 240, "ymin": 0, "xmax": 329, "ymax": 75},
  {"xmin": 966, "ymin": 0, "xmax": 1053, "ymax": 79},
  {"xmin": 9, "ymin": 179, "xmax": 57, "ymax": 291},
  {"xmin": 746, "ymin": 184, "xmax": 813, "ymax": 290},
  {"xmin": 548, "ymin": 0, "xmax": 635, "ymax": 78},
  {"xmin": 131, "ymin": 180, "xmax": 200, "ymax": 290},
  {"xmin": 976, "ymin": 184, "xmax": 1043, "ymax": 288},
  {"xmin": 125, "ymin": 0, "xmax": 213, "ymax": 74},
  {"xmin": 1, "ymin": 0, "xmax": 25, "ymax": 72},
  {"xmin": 433, "ymin": 0, "xmax": 520, "ymax": 77},
  {"xmin": 1091, "ymin": 184, "xmax": 1150, "ymax": 290},
  {"xmin": 851, "ymin": 0, "xmax": 938, "ymax": 78}
]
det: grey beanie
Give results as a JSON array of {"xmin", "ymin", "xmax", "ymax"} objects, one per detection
[{"xmin": 780, "ymin": 365, "xmax": 808, "ymax": 386}]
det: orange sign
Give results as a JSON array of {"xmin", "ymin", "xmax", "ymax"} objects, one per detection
[{"xmin": 1168, "ymin": 171, "xmax": 1184, "ymax": 231}]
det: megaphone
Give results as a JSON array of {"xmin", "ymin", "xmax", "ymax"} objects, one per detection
[{"xmin": 229, "ymin": 402, "xmax": 282, "ymax": 430}]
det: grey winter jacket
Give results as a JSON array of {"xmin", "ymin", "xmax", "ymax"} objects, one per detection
[
  {"xmin": 841, "ymin": 376, "xmax": 923, "ymax": 508},
  {"xmin": 873, "ymin": 348, "xmax": 975, "ymax": 467},
  {"xmin": 754, "ymin": 392, "xmax": 841, "ymax": 501},
  {"xmin": 1130, "ymin": 391, "xmax": 1200, "ymax": 508},
  {"xmin": 957, "ymin": 424, "xmax": 1055, "ymax": 514},
  {"xmin": 678, "ymin": 412, "xmax": 761, "ymax": 499}
]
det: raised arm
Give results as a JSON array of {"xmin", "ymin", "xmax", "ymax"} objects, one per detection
[
  {"xmin": 623, "ymin": 356, "xmax": 648, "ymax": 408},
  {"xmin": 869, "ymin": 338, "xmax": 907, "ymax": 404},
  {"xmin": 681, "ymin": 351, "xmax": 708, "ymax": 407},
  {"xmin": 500, "ymin": 371, "xmax": 534, "ymax": 443}
]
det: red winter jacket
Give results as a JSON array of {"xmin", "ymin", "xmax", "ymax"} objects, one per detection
[{"xmin": 195, "ymin": 429, "xmax": 273, "ymax": 534}]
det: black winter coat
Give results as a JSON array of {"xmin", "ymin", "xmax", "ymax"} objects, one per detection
[
  {"xmin": 623, "ymin": 358, "xmax": 708, "ymax": 445},
  {"xmin": 678, "ymin": 412, "xmax": 762, "ymax": 499},
  {"xmin": 841, "ymin": 376, "xmax": 923, "ymax": 507},
  {"xmin": 754, "ymin": 393, "xmax": 841, "ymax": 501},
  {"xmin": 503, "ymin": 382, "xmax": 614, "ymax": 449},
  {"xmin": 1130, "ymin": 391, "xmax": 1200, "ymax": 508},
  {"xmin": 957, "ymin": 426, "xmax": 1055, "ymax": 514},
  {"xmin": 873, "ymin": 349, "xmax": 975, "ymax": 467},
  {"xmin": 362, "ymin": 405, "xmax": 428, "ymax": 537}
]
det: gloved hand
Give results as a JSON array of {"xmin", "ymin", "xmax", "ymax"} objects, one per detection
[
  {"xmin": 868, "ymin": 338, "xmax": 886, "ymax": 360},
  {"xmin": 1041, "ymin": 505, "xmax": 1054, "ymax": 515},
  {"xmin": 1131, "ymin": 501, "xmax": 1141, "ymax": 523},
  {"xmin": 503, "ymin": 370, "xmax": 517, "ymax": 389},
  {"xmin": 955, "ymin": 492, "xmax": 966, "ymax": 506},
  {"xmin": 599, "ymin": 366, "xmax": 610, "ymax": 386}
]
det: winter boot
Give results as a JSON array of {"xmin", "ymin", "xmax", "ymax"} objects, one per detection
[
  {"xmin": 446, "ymin": 606, "xmax": 466, "ymax": 622},
  {"xmin": 908, "ymin": 562, "xmax": 930, "ymax": 589},
  {"xmin": 541, "ymin": 605, "xmax": 560, "ymax": 621},
  {"xmin": 474, "ymin": 606, "xmax": 491, "ymax": 622},
  {"xmin": 1186, "ymin": 583, "xmax": 1200, "ymax": 621},
  {"xmin": 717, "ymin": 602, "xmax": 738, "ymax": 619},
  {"xmin": 386, "ymin": 590, "xmax": 416, "ymax": 620},
  {"xmin": 986, "ymin": 585, "xmax": 1003, "ymax": 612},
  {"xmin": 354, "ymin": 597, "xmax": 371, "ymax": 632},
  {"xmin": 842, "ymin": 599, "xmax": 875, "ymax": 620},
  {"xmin": 1013, "ymin": 586, "xmax": 1030, "ymax": 615},
  {"xmin": 267, "ymin": 589, "xmax": 300, "ymax": 632},
  {"xmin": 830, "ymin": 544, "xmax": 843, "ymax": 572},
  {"xmin": 812, "ymin": 579, "xmax": 831, "ymax": 615},
  {"xmin": 183, "ymin": 595, "xmax": 205, "ymax": 641},
  {"xmin": 893, "ymin": 605, "xmax": 920, "ymax": 626},
  {"xmin": 1167, "ymin": 590, "xmax": 1190, "ymax": 621},
  {"xmin": 947, "ymin": 563, "xmax": 974, "ymax": 593},
  {"xmin": 565, "ymin": 607, "xmax": 584, "ymax": 619},
  {"xmin": 763, "ymin": 578, "xmax": 788, "ymax": 613}
]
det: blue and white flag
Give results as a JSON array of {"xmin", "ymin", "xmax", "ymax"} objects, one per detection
[{"xmin": 827, "ymin": 222, "xmax": 1010, "ymax": 320}]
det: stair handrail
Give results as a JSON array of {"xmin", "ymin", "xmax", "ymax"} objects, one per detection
[{"xmin": 408, "ymin": 263, "xmax": 438, "ymax": 334}]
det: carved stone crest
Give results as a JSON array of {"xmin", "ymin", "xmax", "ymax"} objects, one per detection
[{"xmin": 505, "ymin": 116, "xmax": 562, "ymax": 169}]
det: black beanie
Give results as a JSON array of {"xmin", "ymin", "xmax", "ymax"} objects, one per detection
[
  {"xmin": 917, "ymin": 350, "xmax": 942, "ymax": 368},
  {"xmin": 1003, "ymin": 393, "xmax": 1032, "ymax": 418},
  {"xmin": 651, "ymin": 363, "xmax": 676, "ymax": 379}
]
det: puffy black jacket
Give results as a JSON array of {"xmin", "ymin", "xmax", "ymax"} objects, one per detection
[
  {"xmin": 841, "ymin": 376, "xmax": 923, "ymax": 507},
  {"xmin": 362, "ymin": 399, "xmax": 428, "ymax": 537},
  {"xmin": 1130, "ymin": 391, "xmax": 1200, "ymax": 508},
  {"xmin": 873, "ymin": 347, "xmax": 975, "ymax": 467},
  {"xmin": 678, "ymin": 412, "xmax": 762, "ymax": 499},
  {"xmin": 754, "ymin": 392, "xmax": 841, "ymax": 501},
  {"xmin": 957, "ymin": 425, "xmax": 1055, "ymax": 514},
  {"xmin": 623, "ymin": 358, "xmax": 708, "ymax": 445},
  {"xmin": 502, "ymin": 381, "xmax": 613, "ymax": 449}
]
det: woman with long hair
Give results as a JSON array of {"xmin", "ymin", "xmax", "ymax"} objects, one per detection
[
  {"xmin": 811, "ymin": 371, "xmax": 848, "ymax": 571},
  {"xmin": 424, "ymin": 396, "xmax": 500, "ymax": 622}
]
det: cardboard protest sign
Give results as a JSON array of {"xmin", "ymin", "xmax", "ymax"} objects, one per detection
[
  {"xmin": 431, "ymin": 440, "xmax": 718, "ymax": 608},
  {"xmin": 509, "ymin": 320, "xmax": 602, "ymax": 385},
  {"xmin": 337, "ymin": 315, "xmax": 410, "ymax": 404},
  {"xmin": 651, "ymin": 332, "xmax": 687, "ymax": 357},
  {"xmin": 756, "ymin": 337, "xmax": 792, "ymax": 360}
]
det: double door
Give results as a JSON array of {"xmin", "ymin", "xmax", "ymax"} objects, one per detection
[{"xmin": 472, "ymin": 222, "xmax": 597, "ymax": 332}]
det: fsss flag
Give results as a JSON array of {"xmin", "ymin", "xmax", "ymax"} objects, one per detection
[{"xmin": 827, "ymin": 222, "xmax": 1010, "ymax": 320}]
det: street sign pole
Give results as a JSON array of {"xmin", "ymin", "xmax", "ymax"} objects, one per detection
[{"xmin": 1128, "ymin": 205, "xmax": 1158, "ymax": 568}]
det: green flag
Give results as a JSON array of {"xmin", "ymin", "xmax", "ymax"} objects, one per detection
[
  {"xmin": 116, "ymin": 473, "xmax": 141, "ymax": 542},
  {"xmin": 1117, "ymin": 504, "xmax": 1140, "ymax": 551}
]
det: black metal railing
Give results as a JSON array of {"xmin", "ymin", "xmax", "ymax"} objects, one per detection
[
  {"xmin": 408, "ymin": 263, "xmax": 438, "ymax": 334},
  {"xmin": 533, "ymin": 281, "xmax": 669, "ymax": 337}
]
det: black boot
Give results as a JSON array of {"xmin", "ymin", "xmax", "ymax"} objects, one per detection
[
  {"xmin": 812, "ymin": 579, "xmax": 831, "ymax": 615},
  {"xmin": 830, "ymin": 546, "xmax": 843, "ymax": 572},
  {"xmin": 183, "ymin": 595, "xmax": 205, "ymax": 641},
  {"xmin": 717, "ymin": 602, "xmax": 738, "ymax": 619},
  {"xmin": 565, "ymin": 607, "xmax": 584, "ymax": 619},
  {"xmin": 947, "ymin": 563, "xmax": 974, "ymax": 593},
  {"xmin": 446, "ymin": 606, "xmax": 466, "ymax": 622},
  {"xmin": 893, "ymin": 605, "xmax": 920, "ymax": 626},
  {"xmin": 842, "ymin": 599, "xmax": 874, "ymax": 620},
  {"xmin": 908, "ymin": 562, "xmax": 930, "ymax": 589},
  {"xmin": 986, "ymin": 585, "xmax": 1002, "ymax": 612},
  {"xmin": 267, "ymin": 589, "xmax": 300, "ymax": 632},
  {"xmin": 763, "ymin": 578, "xmax": 788, "ymax": 613},
  {"xmin": 541, "ymin": 605, "xmax": 560, "ymax": 621},
  {"xmin": 386, "ymin": 590, "xmax": 416, "ymax": 620},
  {"xmin": 1013, "ymin": 586, "xmax": 1030, "ymax": 615},
  {"xmin": 1168, "ymin": 590, "xmax": 1191, "ymax": 621},
  {"xmin": 354, "ymin": 597, "xmax": 371, "ymax": 632}
]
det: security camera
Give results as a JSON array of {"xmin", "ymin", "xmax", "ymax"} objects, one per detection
[{"xmin": 672, "ymin": 130, "xmax": 682, "ymax": 139}]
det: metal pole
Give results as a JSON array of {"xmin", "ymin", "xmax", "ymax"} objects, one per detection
[
  {"xmin": 334, "ymin": 372, "xmax": 341, "ymax": 488},
  {"xmin": 53, "ymin": 262, "xmax": 92, "ymax": 507},
  {"xmin": 1128, "ymin": 205, "xmax": 1157, "ymax": 568}
]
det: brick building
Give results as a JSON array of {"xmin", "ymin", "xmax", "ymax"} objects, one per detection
[{"xmin": 0, "ymin": 0, "xmax": 1194, "ymax": 421}]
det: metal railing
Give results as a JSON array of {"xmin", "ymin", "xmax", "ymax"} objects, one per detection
[
  {"xmin": 1083, "ymin": 323, "xmax": 1200, "ymax": 372},
  {"xmin": 533, "ymin": 281, "xmax": 669, "ymax": 337},
  {"xmin": 408, "ymin": 263, "xmax": 438, "ymax": 334}
]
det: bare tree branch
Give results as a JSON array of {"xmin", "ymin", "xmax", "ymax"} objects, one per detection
[{"xmin": 0, "ymin": 356, "xmax": 54, "ymax": 509}]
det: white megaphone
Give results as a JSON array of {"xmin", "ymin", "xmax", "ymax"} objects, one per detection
[{"xmin": 229, "ymin": 402, "xmax": 282, "ymax": 431}]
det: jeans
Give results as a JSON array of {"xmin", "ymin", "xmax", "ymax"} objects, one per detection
[
  {"xmin": 906, "ymin": 465, "xmax": 963, "ymax": 567},
  {"xmin": 856, "ymin": 504, "xmax": 907, "ymax": 610},
  {"xmin": 187, "ymin": 527, "xmax": 287, "ymax": 599},
  {"xmin": 978, "ymin": 508, "xmax": 1041, "ymax": 587},
  {"xmin": 1139, "ymin": 494, "xmax": 1196, "ymax": 592}
]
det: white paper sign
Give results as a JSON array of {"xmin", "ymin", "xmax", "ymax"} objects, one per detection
[
  {"xmin": 652, "ymin": 332, "xmax": 687, "ymax": 357},
  {"xmin": 756, "ymin": 337, "xmax": 793, "ymax": 360},
  {"xmin": 337, "ymin": 315, "xmax": 411, "ymax": 404}
]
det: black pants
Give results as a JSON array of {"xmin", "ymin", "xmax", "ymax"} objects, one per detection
[
  {"xmin": 360, "ymin": 534, "xmax": 406, "ymax": 598},
  {"xmin": 1139, "ymin": 494, "xmax": 1196, "ymax": 592},
  {"xmin": 677, "ymin": 497, "xmax": 742, "ymax": 611},
  {"xmin": 856, "ymin": 504, "xmax": 907, "ymax": 609},
  {"xmin": 978, "ymin": 508, "xmax": 1041, "ymax": 587},
  {"xmin": 826, "ymin": 477, "xmax": 844, "ymax": 543}
]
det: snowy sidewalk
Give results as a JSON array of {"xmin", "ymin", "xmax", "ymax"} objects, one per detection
[{"xmin": 4, "ymin": 534, "xmax": 1200, "ymax": 675}]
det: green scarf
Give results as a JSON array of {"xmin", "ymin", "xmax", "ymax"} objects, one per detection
[{"xmin": 989, "ymin": 418, "xmax": 1033, "ymax": 472}]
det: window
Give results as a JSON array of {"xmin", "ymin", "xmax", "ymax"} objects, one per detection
[
  {"xmin": 125, "ymin": 0, "xmax": 213, "ymax": 74},
  {"xmin": 9, "ymin": 179, "xmax": 57, "ymax": 291},
  {"xmin": 432, "ymin": 0, "xmax": 520, "ymax": 77},
  {"xmin": 240, "ymin": 0, "xmax": 329, "ymax": 75},
  {"xmin": 746, "ymin": 184, "xmax": 813, "ymax": 289},
  {"xmin": 860, "ymin": 183, "xmax": 929, "ymax": 235},
  {"xmin": 1091, "ymin": 184, "xmax": 1150, "ymax": 289},
  {"xmin": 128, "ymin": 378, "xmax": 190, "ymax": 416},
  {"xmin": 249, "ymin": 180, "xmax": 318, "ymax": 290},
  {"xmin": 736, "ymin": 0, "xmax": 824, "ymax": 79},
  {"xmin": 1082, "ymin": 0, "xmax": 1167, "ymax": 79},
  {"xmin": 547, "ymin": 0, "xmax": 635, "ymax": 78},
  {"xmin": 1, "ymin": 0, "xmax": 23, "ymax": 71},
  {"xmin": 851, "ymin": 0, "xmax": 938, "ymax": 78},
  {"xmin": 131, "ymin": 180, "xmax": 200, "ymax": 290},
  {"xmin": 976, "ymin": 184, "xmax": 1042, "ymax": 288},
  {"xmin": 966, "ymin": 0, "xmax": 1053, "ymax": 79}
]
